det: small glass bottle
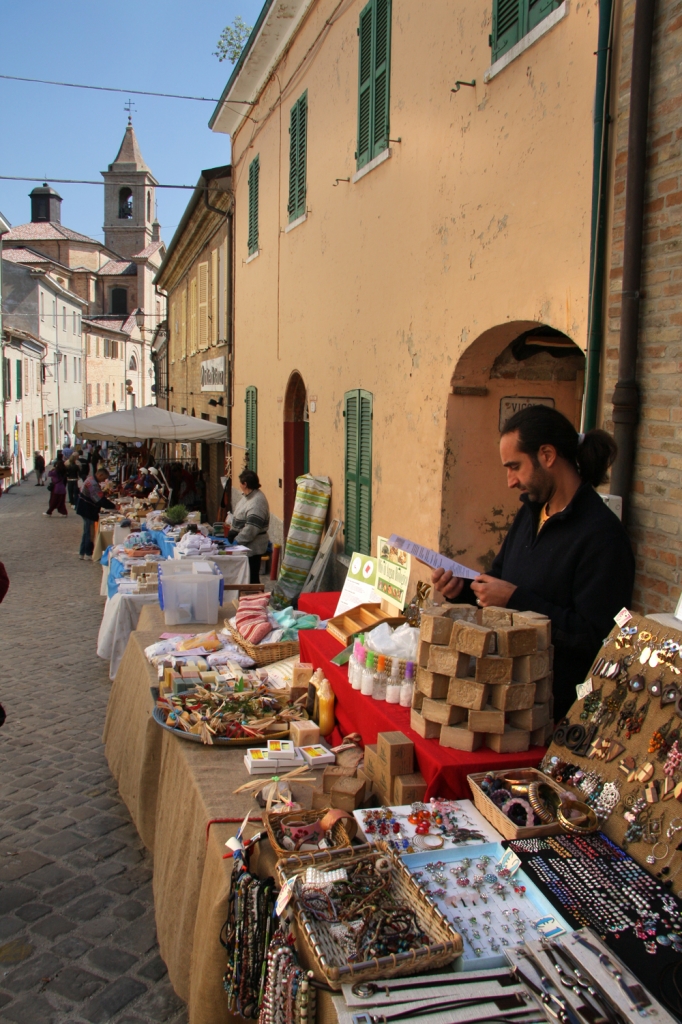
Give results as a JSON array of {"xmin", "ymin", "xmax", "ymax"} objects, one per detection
[
  {"xmin": 386, "ymin": 657, "xmax": 401, "ymax": 704},
  {"xmin": 352, "ymin": 645, "xmax": 366, "ymax": 691},
  {"xmin": 361, "ymin": 651, "xmax": 375, "ymax": 696},
  {"xmin": 372, "ymin": 654, "xmax": 387, "ymax": 701},
  {"xmin": 348, "ymin": 640, "xmax": 361, "ymax": 687},
  {"xmin": 400, "ymin": 661, "xmax": 415, "ymax": 707}
]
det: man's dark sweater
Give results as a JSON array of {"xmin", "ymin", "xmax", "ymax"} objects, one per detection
[{"xmin": 457, "ymin": 484, "xmax": 635, "ymax": 720}]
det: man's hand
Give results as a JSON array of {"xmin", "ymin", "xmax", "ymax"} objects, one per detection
[
  {"xmin": 471, "ymin": 575, "xmax": 517, "ymax": 608},
  {"xmin": 431, "ymin": 567, "xmax": 465, "ymax": 601}
]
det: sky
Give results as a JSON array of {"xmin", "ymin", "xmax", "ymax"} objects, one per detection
[{"xmin": 0, "ymin": 0, "xmax": 264, "ymax": 245}]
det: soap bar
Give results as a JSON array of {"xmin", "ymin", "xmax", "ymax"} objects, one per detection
[
  {"xmin": 330, "ymin": 776, "xmax": 366, "ymax": 811},
  {"xmin": 323, "ymin": 765, "xmax": 357, "ymax": 793},
  {"xmin": 440, "ymin": 723, "xmax": 483, "ymax": 751},
  {"xmin": 417, "ymin": 668, "xmax": 451, "ymax": 700},
  {"xmin": 495, "ymin": 626, "xmax": 538, "ymax": 658},
  {"xmin": 293, "ymin": 662, "xmax": 314, "ymax": 686},
  {"xmin": 427, "ymin": 647, "xmax": 470, "ymax": 677},
  {"xmin": 393, "ymin": 772, "xmax": 427, "ymax": 804},
  {"xmin": 421, "ymin": 698, "xmax": 467, "ymax": 725},
  {"xmin": 420, "ymin": 612, "xmax": 453, "ymax": 645},
  {"xmin": 485, "ymin": 725, "xmax": 530, "ymax": 753},
  {"xmin": 446, "ymin": 677, "xmax": 490, "ymax": 711},
  {"xmin": 410, "ymin": 709, "xmax": 442, "ymax": 740},
  {"xmin": 289, "ymin": 720, "xmax": 320, "ymax": 747}
]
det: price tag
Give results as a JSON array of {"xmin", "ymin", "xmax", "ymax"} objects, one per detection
[
  {"xmin": 615, "ymin": 607, "xmax": 633, "ymax": 628},
  {"xmin": 275, "ymin": 877, "xmax": 296, "ymax": 917},
  {"xmin": 534, "ymin": 916, "xmax": 565, "ymax": 938},
  {"xmin": 576, "ymin": 678, "xmax": 594, "ymax": 701}
]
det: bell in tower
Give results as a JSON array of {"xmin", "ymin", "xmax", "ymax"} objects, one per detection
[{"xmin": 101, "ymin": 118, "xmax": 158, "ymax": 257}]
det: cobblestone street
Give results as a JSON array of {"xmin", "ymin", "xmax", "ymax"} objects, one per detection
[{"xmin": 0, "ymin": 479, "xmax": 188, "ymax": 1024}]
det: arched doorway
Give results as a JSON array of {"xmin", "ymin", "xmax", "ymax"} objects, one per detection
[
  {"xmin": 440, "ymin": 322, "xmax": 585, "ymax": 573},
  {"xmin": 283, "ymin": 371, "xmax": 309, "ymax": 537}
]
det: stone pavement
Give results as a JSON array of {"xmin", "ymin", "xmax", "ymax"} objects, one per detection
[{"xmin": 0, "ymin": 478, "xmax": 188, "ymax": 1024}]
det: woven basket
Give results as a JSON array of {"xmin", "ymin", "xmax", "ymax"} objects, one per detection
[
  {"xmin": 225, "ymin": 619, "xmax": 299, "ymax": 667},
  {"xmin": 264, "ymin": 808, "xmax": 355, "ymax": 859},
  {"xmin": 275, "ymin": 843, "xmax": 462, "ymax": 989},
  {"xmin": 468, "ymin": 767, "xmax": 566, "ymax": 840}
]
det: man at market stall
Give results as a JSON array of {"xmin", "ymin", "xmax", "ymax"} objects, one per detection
[{"xmin": 432, "ymin": 405, "xmax": 634, "ymax": 720}]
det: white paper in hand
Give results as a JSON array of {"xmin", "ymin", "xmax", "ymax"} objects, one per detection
[{"xmin": 388, "ymin": 535, "xmax": 479, "ymax": 580}]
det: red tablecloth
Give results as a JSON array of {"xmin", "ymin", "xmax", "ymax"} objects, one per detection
[{"xmin": 298, "ymin": 593, "xmax": 546, "ymax": 800}]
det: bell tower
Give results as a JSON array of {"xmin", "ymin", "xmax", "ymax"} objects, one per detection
[{"xmin": 102, "ymin": 118, "xmax": 157, "ymax": 257}]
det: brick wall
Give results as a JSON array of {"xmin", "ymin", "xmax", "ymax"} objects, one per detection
[{"xmin": 601, "ymin": 0, "xmax": 682, "ymax": 614}]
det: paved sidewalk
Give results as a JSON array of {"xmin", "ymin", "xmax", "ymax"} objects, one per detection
[{"xmin": 0, "ymin": 478, "xmax": 188, "ymax": 1024}]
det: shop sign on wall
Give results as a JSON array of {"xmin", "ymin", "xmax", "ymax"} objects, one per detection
[
  {"xmin": 200, "ymin": 356, "xmax": 226, "ymax": 392},
  {"xmin": 499, "ymin": 396, "xmax": 555, "ymax": 431}
]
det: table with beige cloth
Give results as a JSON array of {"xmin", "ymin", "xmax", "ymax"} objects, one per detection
[
  {"xmin": 97, "ymin": 592, "xmax": 161, "ymax": 679},
  {"xmin": 92, "ymin": 523, "xmax": 115, "ymax": 561},
  {"xmin": 103, "ymin": 619, "xmax": 336, "ymax": 1024}
]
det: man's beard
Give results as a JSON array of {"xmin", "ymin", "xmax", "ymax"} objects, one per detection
[{"xmin": 519, "ymin": 465, "xmax": 553, "ymax": 505}]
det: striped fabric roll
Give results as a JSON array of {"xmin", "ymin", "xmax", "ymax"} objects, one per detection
[{"xmin": 271, "ymin": 475, "xmax": 331, "ymax": 608}]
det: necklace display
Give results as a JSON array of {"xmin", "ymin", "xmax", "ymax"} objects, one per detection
[
  {"xmin": 222, "ymin": 868, "xmax": 277, "ymax": 1019},
  {"xmin": 508, "ymin": 833, "xmax": 682, "ymax": 957},
  {"xmin": 259, "ymin": 928, "xmax": 315, "ymax": 1024}
]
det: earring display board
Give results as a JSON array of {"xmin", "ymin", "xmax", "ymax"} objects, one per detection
[{"xmin": 543, "ymin": 611, "xmax": 682, "ymax": 888}]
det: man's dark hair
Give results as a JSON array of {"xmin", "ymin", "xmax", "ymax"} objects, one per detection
[
  {"xmin": 502, "ymin": 405, "xmax": 617, "ymax": 487},
  {"xmin": 239, "ymin": 469, "xmax": 261, "ymax": 490}
]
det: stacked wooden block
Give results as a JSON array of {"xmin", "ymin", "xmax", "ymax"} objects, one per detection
[
  {"xmin": 360, "ymin": 732, "xmax": 427, "ymax": 805},
  {"xmin": 411, "ymin": 605, "xmax": 555, "ymax": 753}
]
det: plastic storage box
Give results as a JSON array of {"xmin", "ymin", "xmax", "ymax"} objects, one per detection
[{"xmin": 158, "ymin": 561, "xmax": 224, "ymax": 625}]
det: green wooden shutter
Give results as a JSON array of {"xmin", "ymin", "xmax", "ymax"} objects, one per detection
[
  {"xmin": 247, "ymin": 156, "xmax": 259, "ymax": 255},
  {"xmin": 344, "ymin": 389, "xmax": 373, "ymax": 555},
  {"xmin": 16, "ymin": 360, "xmax": 22, "ymax": 399},
  {"xmin": 491, "ymin": 0, "xmax": 560, "ymax": 61},
  {"xmin": 356, "ymin": 3, "xmax": 374, "ymax": 169},
  {"xmin": 356, "ymin": 0, "xmax": 391, "ymax": 170},
  {"xmin": 245, "ymin": 386, "xmax": 258, "ymax": 472},
  {"xmin": 372, "ymin": 0, "xmax": 391, "ymax": 159},
  {"xmin": 288, "ymin": 93, "xmax": 308, "ymax": 222}
]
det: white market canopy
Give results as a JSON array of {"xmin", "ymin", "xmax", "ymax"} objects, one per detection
[{"xmin": 74, "ymin": 406, "xmax": 228, "ymax": 444}]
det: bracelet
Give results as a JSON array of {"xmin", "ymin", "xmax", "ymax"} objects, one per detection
[
  {"xmin": 528, "ymin": 782, "xmax": 556, "ymax": 824},
  {"xmin": 500, "ymin": 797, "xmax": 534, "ymax": 828},
  {"xmin": 557, "ymin": 799, "xmax": 599, "ymax": 835}
]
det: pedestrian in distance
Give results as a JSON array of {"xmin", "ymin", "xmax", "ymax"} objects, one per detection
[
  {"xmin": 65, "ymin": 452, "xmax": 81, "ymax": 506},
  {"xmin": 43, "ymin": 454, "xmax": 68, "ymax": 517},
  {"xmin": 76, "ymin": 468, "xmax": 117, "ymax": 559},
  {"xmin": 33, "ymin": 450, "xmax": 46, "ymax": 486}
]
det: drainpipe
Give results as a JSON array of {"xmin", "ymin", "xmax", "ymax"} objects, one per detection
[
  {"xmin": 610, "ymin": 0, "xmax": 656, "ymax": 521},
  {"xmin": 581, "ymin": 0, "xmax": 615, "ymax": 430}
]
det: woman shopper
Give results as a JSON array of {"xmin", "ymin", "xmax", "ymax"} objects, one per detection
[
  {"xmin": 65, "ymin": 453, "xmax": 81, "ymax": 506},
  {"xmin": 33, "ymin": 451, "xmax": 46, "ymax": 486},
  {"xmin": 228, "ymin": 470, "xmax": 270, "ymax": 584},
  {"xmin": 43, "ymin": 455, "xmax": 68, "ymax": 517},
  {"xmin": 76, "ymin": 469, "xmax": 116, "ymax": 559}
]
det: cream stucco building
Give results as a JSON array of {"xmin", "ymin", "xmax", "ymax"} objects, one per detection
[{"xmin": 211, "ymin": 0, "xmax": 602, "ymax": 580}]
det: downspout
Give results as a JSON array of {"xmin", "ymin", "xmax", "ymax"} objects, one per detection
[
  {"xmin": 581, "ymin": 0, "xmax": 615, "ymax": 430},
  {"xmin": 610, "ymin": 0, "xmax": 656, "ymax": 522}
]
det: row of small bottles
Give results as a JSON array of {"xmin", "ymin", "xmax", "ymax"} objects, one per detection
[{"xmin": 347, "ymin": 637, "xmax": 413, "ymax": 707}]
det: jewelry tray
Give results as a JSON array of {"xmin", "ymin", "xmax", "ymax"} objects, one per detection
[
  {"xmin": 400, "ymin": 841, "xmax": 571, "ymax": 972},
  {"xmin": 353, "ymin": 800, "xmax": 502, "ymax": 850}
]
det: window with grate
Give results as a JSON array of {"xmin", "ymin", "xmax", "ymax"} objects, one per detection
[
  {"xmin": 245, "ymin": 386, "xmax": 258, "ymax": 472},
  {"xmin": 288, "ymin": 93, "xmax": 308, "ymax": 222},
  {"xmin": 343, "ymin": 389, "xmax": 373, "ymax": 555},
  {"xmin": 198, "ymin": 262, "xmax": 209, "ymax": 349},
  {"xmin": 491, "ymin": 0, "xmax": 561, "ymax": 61},
  {"xmin": 248, "ymin": 156, "xmax": 260, "ymax": 255},
  {"xmin": 356, "ymin": 0, "xmax": 391, "ymax": 170}
]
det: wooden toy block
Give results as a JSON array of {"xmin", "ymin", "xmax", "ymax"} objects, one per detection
[
  {"xmin": 489, "ymin": 682, "xmax": 536, "ymax": 711},
  {"xmin": 446, "ymin": 677, "xmax": 490, "ymax": 711},
  {"xmin": 410, "ymin": 709, "xmax": 442, "ymax": 740},
  {"xmin": 508, "ymin": 702, "xmax": 550, "ymax": 731},
  {"xmin": 468, "ymin": 705, "xmax": 505, "ymax": 734},
  {"xmin": 422, "ymin": 698, "xmax": 467, "ymax": 726},
  {"xmin": 440, "ymin": 723, "xmax": 484, "ymax": 751},
  {"xmin": 512, "ymin": 650, "xmax": 550, "ymax": 683},
  {"xmin": 485, "ymin": 724, "xmax": 531, "ymax": 753},
  {"xmin": 417, "ymin": 667, "xmax": 451, "ymax": 699},
  {"xmin": 495, "ymin": 626, "xmax": 538, "ymax": 658},
  {"xmin": 474, "ymin": 655, "xmax": 513, "ymax": 685},
  {"xmin": 427, "ymin": 647, "xmax": 470, "ymax": 677}
]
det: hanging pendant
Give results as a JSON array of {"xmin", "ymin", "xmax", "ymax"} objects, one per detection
[
  {"xmin": 649, "ymin": 650, "xmax": 660, "ymax": 668},
  {"xmin": 640, "ymin": 647, "xmax": 652, "ymax": 665}
]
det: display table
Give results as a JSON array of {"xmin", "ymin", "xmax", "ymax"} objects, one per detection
[
  {"xmin": 97, "ymin": 591, "xmax": 161, "ymax": 679},
  {"xmin": 92, "ymin": 523, "xmax": 115, "ymax": 561},
  {"xmin": 103, "ymin": 626, "xmax": 328, "ymax": 1024},
  {"xmin": 298, "ymin": 593, "xmax": 546, "ymax": 800}
]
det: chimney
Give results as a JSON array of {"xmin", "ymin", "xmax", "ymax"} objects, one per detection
[{"xmin": 151, "ymin": 219, "xmax": 160, "ymax": 243}]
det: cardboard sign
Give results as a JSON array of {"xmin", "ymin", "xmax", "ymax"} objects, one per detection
[{"xmin": 376, "ymin": 536, "xmax": 410, "ymax": 610}]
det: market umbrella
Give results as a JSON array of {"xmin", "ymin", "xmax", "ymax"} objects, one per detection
[{"xmin": 74, "ymin": 406, "xmax": 227, "ymax": 444}]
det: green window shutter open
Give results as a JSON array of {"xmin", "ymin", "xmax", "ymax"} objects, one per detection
[
  {"xmin": 356, "ymin": 0, "xmax": 391, "ymax": 170},
  {"xmin": 344, "ymin": 389, "xmax": 373, "ymax": 555},
  {"xmin": 288, "ymin": 92, "xmax": 307, "ymax": 222},
  {"xmin": 247, "ymin": 156, "xmax": 260, "ymax": 255},
  {"xmin": 16, "ymin": 360, "xmax": 22, "ymax": 399},
  {"xmin": 245, "ymin": 386, "xmax": 258, "ymax": 472},
  {"xmin": 491, "ymin": 0, "xmax": 559, "ymax": 62}
]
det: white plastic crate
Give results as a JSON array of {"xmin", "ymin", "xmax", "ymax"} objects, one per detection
[{"xmin": 158, "ymin": 561, "xmax": 224, "ymax": 625}]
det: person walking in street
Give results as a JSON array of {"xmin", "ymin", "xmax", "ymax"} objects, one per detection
[
  {"xmin": 33, "ymin": 451, "xmax": 46, "ymax": 486},
  {"xmin": 228, "ymin": 470, "xmax": 270, "ymax": 584},
  {"xmin": 43, "ymin": 454, "xmax": 68, "ymax": 517},
  {"xmin": 76, "ymin": 468, "xmax": 116, "ymax": 559},
  {"xmin": 65, "ymin": 453, "xmax": 81, "ymax": 506}
]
